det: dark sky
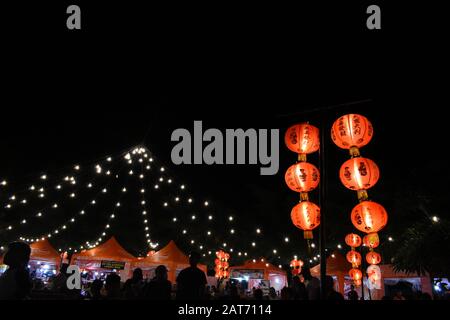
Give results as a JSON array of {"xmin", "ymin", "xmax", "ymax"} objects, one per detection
[{"xmin": 0, "ymin": 2, "xmax": 448, "ymax": 267}]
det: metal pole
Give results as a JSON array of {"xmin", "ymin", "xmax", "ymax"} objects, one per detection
[{"xmin": 319, "ymin": 116, "xmax": 327, "ymax": 300}]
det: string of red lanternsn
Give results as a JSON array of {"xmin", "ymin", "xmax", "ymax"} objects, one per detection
[{"xmin": 332, "ymin": 114, "xmax": 388, "ymax": 289}]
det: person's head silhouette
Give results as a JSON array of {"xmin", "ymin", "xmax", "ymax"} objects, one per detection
[
  {"xmin": 3, "ymin": 242, "xmax": 31, "ymax": 269},
  {"xmin": 132, "ymin": 268, "xmax": 143, "ymax": 282},
  {"xmin": 300, "ymin": 266, "xmax": 312, "ymax": 280},
  {"xmin": 155, "ymin": 265, "xmax": 168, "ymax": 280},
  {"xmin": 189, "ymin": 251, "xmax": 201, "ymax": 267}
]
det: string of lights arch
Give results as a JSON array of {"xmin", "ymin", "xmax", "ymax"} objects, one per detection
[{"xmin": 0, "ymin": 150, "xmax": 134, "ymax": 240}]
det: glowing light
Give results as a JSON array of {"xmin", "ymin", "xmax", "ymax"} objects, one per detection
[
  {"xmin": 37, "ymin": 212, "xmax": 42, "ymax": 217},
  {"xmin": 252, "ymin": 242, "xmax": 256, "ymax": 247},
  {"xmin": 141, "ymin": 189, "xmax": 145, "ymax": 193},
  {"xmin": 80, "ymin": 210, "xmax": 85, "ymax": 215},
  {"xmin": 256, "ymin": 228, "xmax": 261, "ymax": 234},
  {"xmin": 21, "ymin": 219, "xmax": 27, "ymax": 224},
  {"xmin": 223, "ymin": 243, "xmax": 227, "ymax": 247},
  {"xmin": 1, "ymin": 180, "xmax": 7, "ymax": 186},
  {"xmin": 30, "ymin": 185, "xmax": 35, "ymax": 190},
  {"xmin": 74, "ymin": 165, "xmax": 80, "ymax": 170},
  {"xmin": 107, "ymin": 157, "xmax": 112, "ymax": 162},
  {"xmin": 142, "ymin": 211, "xmax": 147, "ymax": 215},
  {"xmin": 180, "ymin": 185, "xmax": 185, "ymax": 190},
  {"xmin": 432, "ymin": 216, "xmax": 439, "ymax": 222},
  {"xmin": 191, "ymin": 215, "xmax": 196, "ymax": 220},
  {"xmin": 273, "ymin": 249, "xmax": 277, "ymax": 254},
  {"xmin": 129, "ymin": 170, "xmax": 134, "ymax": 175},
  {"xmin": 337, "ymin": 244, "xmax": 342, "ymax": 249},
  {"xmin": 172, "ymin": 217, "xmax": 177, "ymax": 222},
  {"xmin": 110, "ymin": 214, "xmax": 115, "ymax": 219},
  {"xmin": 207, "ymin": 231, "xmax": 211, "ymax": 235},
  {"xmin": 41, "ymin": 175, "xmax": 47, "ymax": 180},
  {"xmin": 71, "ymin": 218, "xmax": 75, "ymax": 222},
  {"xmin": 139, "ymin": 174, "xmax": 144, "ymax": 179},
  {"xmin": 122, "ymin": 187, "xmax": 127, "ymax": 192},
  {"xmin": 106, "ymin": 170, "xmax": 111, "ymax": 175},
  {"xmin": 208, "ymin": 215, "xmax": 213, "ymax": 220},
  {"xmin": 229, "ymin": 216, "xmax": 234, "ymax": 221},
  {"xmin": 95, "ymin": 165, "xmax": 102, "ymax": 174},
  {"xmin": 188, "ymin": 198, "xmax": 193, "ymax": 203},
  {"xmin": 116, "ymin": 202, "xmax": 121, "ymax": 207},
  {"xmin": 70, "ymin": 193, "xmax": 76, "ymax": 198},
  {"xmin": 160, "ymin": 167, "xmax": 165, "ymax": 172},
  {"xmin": 168, "ymin": 179, "xmax": 172, "ymax": 184},
  {"xmin": 230, "ymin": 229, "xmax": 235, "ymax": 234},
  {"xmin": 10, "ymin": 195, "xmax": 16, "ymax": 200},
  {"xmin": 331, "ymin": 254, "xmax": 336, "ymax": 258},
  {"xmin": 388, "ymin": 237, "xmax": 394, "ymax": 242},
  {"xmin": 87, "ymin": 183, "xmax": 93, "ymax": 188},
  {"xmin": 141, "ymin": 200, "xmax": 146, "ymax": 205},
  {"xmin": 311, "ymin": 243, "xmax": 316, "ymax": 248},
  {"xmin": 204, "ymin": 201, "xmax": 209, "ymax": 206},
  {"xmin": 182, "ymin": 230, "xmax": 187, "ymax": 234},
  {"xmin": 146, "ymin": 165, "xmax": 151, "ymax": 170},
  {"xmin": 91, "ymin": 200, "xmax": 96, "ymax": 205},
  {"xmin": 284, "ymin": 237, "xmax": 289, "ymax": 243},
  {"xmin": 159, "ymin": 177, "xmax": 164, "ymax": 182},
  {"xmin": 164, "ymin": 202, "xmax": 168, "ymax": 207},
  {"xmin": 154, "ymin": 185, "xmax": 159, "ymax": 189},
  {"xmin": 53, "ymin": 203, "xmax": 58, "ymax": 208}
]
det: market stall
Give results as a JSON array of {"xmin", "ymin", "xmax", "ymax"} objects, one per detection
[
  {"xmin": 70, "ymin": 236, "xmax": 135, "ymax": 282},
  {"xmin": 132, "ymin": 240, "xmax": 207, "ymax": 283},
  {"xmin": 28, "ymin": 239, "xmax": 61, "ymax": 280},
  {"xmin": 310, "ymin": 251, "xmax": 433, "ymax": 300},
  {"xmin": 229, "ymin": 259, "xmax": 287, "ymax": 293}
]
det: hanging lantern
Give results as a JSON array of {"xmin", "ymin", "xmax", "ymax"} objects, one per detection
[
  {"xmin": 363, "ymin": 232, "xmax": 380, "ymax": 249},
  {"xmin": 339, "ymin": 157, "xmax": 379, "ymax": 192},
  {"xmin": 345, "ymin": 233, "xmax": 362, "ymax": 248},
  {"xmin": 285, "ymin": 123, "xmax": 320, "ymax": 160},
  {"xmin": 290, "ymin": 259, "xmax": 304, "ymax": 275},
  {"xmin": 331, "ymin": 114, "xmax": 373, "ymax": 156},
  {"xmin": 351, "ymin": 201, "xmax": 388, "ymax": 234},
  {"xmin": 367, "ymin": 265, "xmax": 382, "ymax": 289},
  {"xmin": 349, "ymin": 268, "xmax": 363, "ymax": 281},
  {"xmin": 346, "ymin": 251, "xmax": 362, "ymax": 267},
  {"xmin": 285, "ymin": 162, "xmax": 320, "ymax": 193},
  {"xmin": 366, "ymin": 251, "xmax": 382, "ymax": 265},
  {"xmin": 291, "ymin": 201, "xmax": 321, "ymax": 239}
]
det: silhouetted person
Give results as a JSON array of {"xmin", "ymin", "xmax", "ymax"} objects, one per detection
[
  {"xmin": 324, "ymin": 276, "xmax": 344, "ymax": 300},
  {"xmin": 50, "ymin": 263, "xmax": 69, "ymax": 293},
  {"xmin": 291, "ymin": 276, "xmax": 307, "ymax": 300},
  {"xmin": 253, "ymin": 288, "xmax": 263, "ymax": 300},
  {"xmin": 269, "ymin": 287, "xmax": 277, "ymax": 300},
  {"xmin": 176, "ymin": 252, "xmax": 207, "ymax": 300},
  {"xmin": 0, "ymin": 242, "xmax": 32, "ymax": 300},
  {"xmin": 145, "ymin": 265, "xmax": 172, "ymax": 300},
  {"xmin": 393, "ymin": 290, "xmax": 406, "ymax": 300},
  {"xmin": 347, "ymin": 285, "xmax": 359, "ymax": 301},
  {"xmin": 123, "ymin": 268, "xmax": 145, "ymax": 299},
  {"xmin": 89, "ymin": 279, "xmax": 104, "ymax": 300},
  {"xmin": 281, "ymin": 287, "xmax": 294, "ymax": 300},
  {"xmin": 300, "ymin": 266, "xmax": 320, "ymax": 300},
  {"xmin": 104, "ymin": 273, "xmax": 122, "ymax": 300}
]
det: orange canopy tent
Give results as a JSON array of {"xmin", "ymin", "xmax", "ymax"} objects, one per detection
[
  {"xmin": 132, "ymin": 240, "xmax": 207, "ymax": 283},
  {"xmin": 229, "ymin": 259, "xmax": 287, "ymax": 292},
  {"xmin": 71, "ymin": 236, "xmax": 135, "ymax": 281},
  {"xmin": 29, "ymin": 239, "xmax": 61, "ymax": 270}
]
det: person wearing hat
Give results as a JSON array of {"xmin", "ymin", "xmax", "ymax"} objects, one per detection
[
  {"xmin": 0, "ymin": 242, "xmax": 32, "ymax": 300},
  {"xmin": 144, "ymin": 265, "xmax": 172, "ymax": 300}
]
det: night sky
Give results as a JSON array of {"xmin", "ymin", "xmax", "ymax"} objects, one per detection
[{"xmin": 0, "ymin": 2, "xmax": 448, "ymax": 269}]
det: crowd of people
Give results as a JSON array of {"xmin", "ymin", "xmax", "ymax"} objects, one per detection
[{"xmin": 0, "ymin": 241, "xmax": 447, "ymax": 300}]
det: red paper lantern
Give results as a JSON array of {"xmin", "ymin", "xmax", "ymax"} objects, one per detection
[
  {"xmin": 346, "ymin": 251, "xmax": 362, "ymax": 267},
  {"xmin": 351, "ymin": 201, "xmax": 388, "ymax": 234},
  {"xmin": 363, "ymin": 233, "xmax": 380, "ymax": 249},
  {"xmin": 345, "ymin": 233, "xmax": 362, "ymax": 248},
  {"xmin": 285, "ymin": 162, "xmax": 320, "ymax": 193},
  {"xmin": 366, "ymin": 251, "xmax": 382, "ymax": 265},
  {"xmin": 349, "ymin": 268, "xmax": 363, "ymax": 281},
  {"xmin": 285, "ymin": 123, "xmax": 320, "ymax": 155},
  {"xmin": 291, "ymin": 201, "xmax": 321, "ymax": 239},
  {"xmin": 331, "ymin": 114, "xmax": 373, "ymax": 150},
  {"xmin": 339, "ymin": 157, "xmax": 379, "ymax": 191}
]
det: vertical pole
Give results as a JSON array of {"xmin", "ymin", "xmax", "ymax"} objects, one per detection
[{"xmin": 319, "ymin": 116, "xmax": 327, "ymax": 300}]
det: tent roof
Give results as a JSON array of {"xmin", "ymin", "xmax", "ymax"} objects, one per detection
[
  {"xmin": 72, "ymin": 236, "xmax": 135, "ymax": 262},
  {"xmin": 136, "ymin": 240, "xmax": 189, "ymax": 265},
  {"xmin": 310, "ymin": 251, "xmax": 349, "ymax": 277},
  {"xmin": 230, "ymin": 259, "xmax": 285, "ymax": 274},
  {"xmin": 30, "ymin": 239, "xmax": 60, "ymax": 263}
]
